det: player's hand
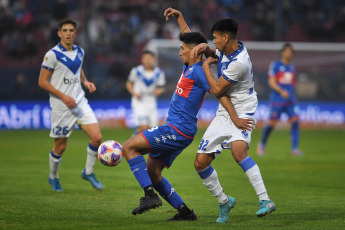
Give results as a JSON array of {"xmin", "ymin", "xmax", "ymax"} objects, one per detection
[
  {"xmin": 62, "ymin": 95, "xmax": 77, "ymax": 109},
  {"xmin": 280, "ymin": 90, "xmax": 289, "ymax": 99},
  {"xmin": 191, "ymin": 43, "xmax": 208, "ymax": 58},
  {"xmin": 232, "ymin": 117, "xmax": 255, "ymax": 132},
  {"xmin": 203, "ymin": 57, "xmax": 218, "ymax": 67},
  {"xmin": 84, "ymin": 81, "xmax": 96, "ymax": 93},
  {"xmin": 164, "ymin": 8, "xmax": 181, "ymax": 21},
  {"xmin": 134, "ymin": 93, "xmax": 142, "ymax": 100}
]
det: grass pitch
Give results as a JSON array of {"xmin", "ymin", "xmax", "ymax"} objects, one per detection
[{"xmin": 1, "ymin": 128, "xmax": 345, "ymax": 230}]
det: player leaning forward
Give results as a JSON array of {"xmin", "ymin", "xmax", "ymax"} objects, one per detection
[
  {"xmin": 39, "ymin": 18, "xmax": 103, "ymax": 191},
  {"xmin": 164, "ymin": 8, "xmax": 276, "ymax": 223}
]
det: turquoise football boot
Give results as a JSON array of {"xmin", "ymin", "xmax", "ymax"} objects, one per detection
[{"xmin": 216, "ymin": 196, "xmax": 236, "ymax": 223}]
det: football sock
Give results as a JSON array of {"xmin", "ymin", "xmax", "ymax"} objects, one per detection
[
  {"xmin": 128, "ymin": 155, "xmax": 152, "ymax": 189},
  {"xmin": 197, "ymin": 165, "xmax": 229, "ymax": 204},
  {"xmin": 239, "ymin": 156, "xmax": 270, "ymax": 201},
  {"xmin": 85, "ymin": 143, "xmax": 98, "ymax": 175},
  {"xmin": 261, "ymin": 125, "xmax": 273, "ymax": 145},
  {"xmin": 291, "ymin": 121, "xmax": 300, "ymax": 150},
  {"xmin": 49, "ymin": 150, "xmax": 61, "ymax": 179},
  {"xmin": 153, "ymin": 177, "xmax": 184, "ymax": 209}
]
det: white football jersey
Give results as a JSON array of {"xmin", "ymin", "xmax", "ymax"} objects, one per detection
[
  {"xmin": 41, "ymin": 43, "xmax": 85, "ymax": 111},
  {"xmin": 215, "ymin": 42, "xmax": 258, "ymax": 117},
  {"xmin": 128, "ymin": 65, "xmax": 165, "ymax": 102}
]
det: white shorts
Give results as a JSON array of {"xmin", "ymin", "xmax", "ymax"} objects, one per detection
[
  {"xmin": 197, "ymin": 114, "xmax": 254, "ymax": 155},
  {"xmin": 132, "ymin": 99, "xmax": 158, "ymax": 127},
  {"xmin": 50, "ymin": 98, "xmax": 98, "ymax": 138}
]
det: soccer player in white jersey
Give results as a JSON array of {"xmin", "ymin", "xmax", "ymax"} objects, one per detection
[
  {"xmin": 164, "ymin": 8, "xmax": 276, "ymax": 223},
  {"xmin": 38, "ymin": 18, "xmax": 103, "ymax": 191},
  {"xmin": 126, "ymin": 50, "xmax": 165, "ymax": 134}
]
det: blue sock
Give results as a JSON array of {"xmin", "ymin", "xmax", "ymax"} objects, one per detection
[
  {"xmin": 153, "ymin": 177, "xmax": 184, "ymax": 209},
  {"xmin": 128, "ymin": 155, "xmax": 152, "ymax": 189},
  {"xmin": 291, "ymin": 121, "xmax": 300, "ymax": 150},
  {"xmin": 197, "ymin": 165, "xmax": 215, "ymax": 179},
  {"xmin": 239, "ymin": 156, "xmax": 256, "ymax": 172},
  {"xmin": 88, "ymin": 142, "xmax": 98, "ymax": 151},
  {"xmin": 261, "ymin": 125, "xmax": 273, "ymax": 145}
]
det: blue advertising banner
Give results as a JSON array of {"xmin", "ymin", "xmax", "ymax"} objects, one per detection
[{"xmin": 1, "ymin": 100, "xmax": 344, "ymax": 129}]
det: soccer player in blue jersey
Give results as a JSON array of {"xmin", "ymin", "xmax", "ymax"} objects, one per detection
[
  {"xmin": 257, "ymin": 43, "xmax": 302, "ymax": 156},
  {"xmin": 121, "ymin": 31, "xmax": 243, "ymax": 220},
  {"xmin": 164, "ymin": 8, "xmax": 276, "ymax": 223},
  {"xmin": 38, "ymin": 18, "xmax": 103, "ymax": 191}
]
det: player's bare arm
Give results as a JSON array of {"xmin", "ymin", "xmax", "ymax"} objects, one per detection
[
  {"xmin": 125, "ymin": 80, "xmax": 141, "ymax": 99},
  {"xmin": 164, "ymin": 8, "xmax": 191, "ymax": 33},
  {"xmin": 191, "ymin": 43, "xmax": 216, "ymax": 59},
  {"xmin": 154, "ymin": 87, "xmax": 165, "ymax": 97},
  {"xmin": 38, "ymin": 68, "xmax": 77, "ymax": 108},
  {"xmin": 268, "ymin": 76, "xmax": 289, "ymax": 99},
  {"xmin": 216, "ymin": 95, "xmax": 255, "ymax": 132},
  {"xmin": 202, "ymin": 56, "xmax": 231, "ymax": 97},
  {"xmin": 80, "ymin": 68, "xmax": 96, "ymax": 93}
]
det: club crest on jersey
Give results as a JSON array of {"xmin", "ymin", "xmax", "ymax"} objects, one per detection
[{"xmin": 175, "ymin": 75, "xmax": 194, "ymax": 98}]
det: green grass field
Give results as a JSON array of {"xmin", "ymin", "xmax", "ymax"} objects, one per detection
[{"xmin": 1, "ymin": 128, "xmax": 345, "ymax": 230}]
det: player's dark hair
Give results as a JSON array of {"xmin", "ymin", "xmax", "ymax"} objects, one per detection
[
  {"xmin": 281, "ymin": 43, "xmax": 293, "ymax": 53},
  {"xmin": 178, "ymin": 32, "xmax": 207, "ymax": 46},
  {"xmin": 142, "ymin": 50, "xmax": 156, "ymax": 57},
  {"xmin": 211, "ymin": 18, "xmax": 238, "ymax": 39},
  {"xmin": 58, "ymin": 18, "xmax": 77, "ymax": 31}
]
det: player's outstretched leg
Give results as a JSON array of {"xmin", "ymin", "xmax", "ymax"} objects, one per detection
[
  {"xmin": 153, "ymin": 177, "xmax": 197, "ymax": 221},
  {"xmin": 256, "ymin": 200, "xmax": 276, "ymax": 217},
  {"xmin": 216, "ymin": 196, "xmax": 236, "ymax": 223}
]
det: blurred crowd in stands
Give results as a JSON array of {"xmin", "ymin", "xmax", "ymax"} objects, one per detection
[{"xmin": 1, "ymin": 0, "xmax": 345, "ymax": 101}]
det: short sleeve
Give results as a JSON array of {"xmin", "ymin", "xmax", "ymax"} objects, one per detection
[
  {"xmin": 221, "ymin": 62, "xmax": 245, "ymax": 83},
  {"xmin": 41, "ymin": 50, "xmax": 56, "ymax": 71},
  {"xmin": 128, "ymin": 68, "xmax": 137, "ymax": 82},
  {"xmin": 156, "ymin": 70, "xmax": 166, "ymax": 87},
  {"xmin": 268, "ymin": 62, "xmax": 276, "ymax": 78},
  {"xmin": 195, "ymin": 68, "xmax": 210, "ymax": 92}
]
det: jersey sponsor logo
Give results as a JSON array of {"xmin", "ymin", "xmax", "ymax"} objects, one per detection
[
  {"xmin": 64, "ymin": 77, "xmax": 80, "ymax": 85},
  {"xmin": 277, "ymin": 71, "xmax": 294, "ymax": 84},
  {"xmin": 175, "ymin": 75, "xmax": 194, "ymax": 98}
]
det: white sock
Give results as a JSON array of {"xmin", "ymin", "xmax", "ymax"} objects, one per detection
[
  {"xmin": 49, "ymin": 151, "xmax": 61, "ymax": 179},
  {"xmin": 202, "ymin": 169, "xmax": 229, "ymax": 204},
  {"xmin": 85, "ymin": 145, "xmax": 98, "ymax": 175},
  {"xmin": 245, "ymin": 164, "xmax": 270, "ymax": 201}
]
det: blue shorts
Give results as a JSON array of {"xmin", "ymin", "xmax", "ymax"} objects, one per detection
[
  {"xmin": 269, "ymin": 104, "xmax": 299, "ymax": 120},
  {"xmin": 141, "ymin": 124, "xmax": 194, "ymax": 168}
]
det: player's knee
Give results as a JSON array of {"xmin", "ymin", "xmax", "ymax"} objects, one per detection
[
  {"xmin": 194, "ymin": 158, "xmax": 208, "ymax": 171},
  {"xmin": 122, "ymin": 140, "xmax": 135, "ymax": 159},
  {"xmin": 231, "ymin": 150, "xmax": 248, "ymax": 163},
  {"xmin": 91, "ymin": 134, "xmax": 102, "ymax": 147}
]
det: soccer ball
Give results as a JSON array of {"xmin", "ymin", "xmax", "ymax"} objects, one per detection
[{"xmin": 98, "ymin": 140, "xmax": 123, "ymax": 167}]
